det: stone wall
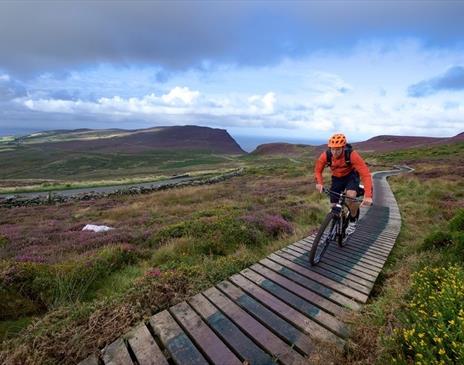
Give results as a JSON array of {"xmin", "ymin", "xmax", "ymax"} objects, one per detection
[{"xmin": 0, "ymin": 169, "xmax": 244, "ymax": 208}]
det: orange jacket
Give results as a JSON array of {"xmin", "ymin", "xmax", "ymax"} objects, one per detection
[{"xmin": 314, "ymin": 149, "xmax": 373, "ymax": 198}]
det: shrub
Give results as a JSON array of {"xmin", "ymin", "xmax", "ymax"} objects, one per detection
[
  {"xmin": 151, "ymin": 222, "xmax": 189, "ymax": 245},
  {"xmin": 152, "ymin": 216, "xmax": 267, "ymax": 258},
  {"xmin": 391, "ymin": 265, "xmax": 464, "ymax": 364},
  {"xmin": 449, "ymin": 209, "xmax": 464, "ymax": 233},
  {"xmin": 241, "ymin": 213, "xmax": 293, "ymax": 237},
  {"xmin": 422, "ymin": 230, "xmax": 453, "ymax": 250},
  {"xmin": 0, "ymin": 244, "xmax": 140, "ymax": 311},
  {"xmin": 450, "ymin": 232, "xmax": 464, "ymax": 258},
  {"xmin": 0, "ymin": 235, "xmax": 7, "ymax": 248},
  {"xmin": 0, "ymin": 286, "xmax": 41, "ymax": 320}
]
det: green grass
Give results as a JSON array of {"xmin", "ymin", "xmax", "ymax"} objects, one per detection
[
  {"xmin": 83, "ymin": 264, "xmax": 146, "ymax": 301},
  {"xmin": 0, "ymin": 317, "xmax": 34, "ymax": 342},
  {"xmin": 0, "ymin": 147, "xmax": 239, "ymax": 181},
  {"xmin": 375, "ymin": 142, "xmax": 464, "ymax": 164}
]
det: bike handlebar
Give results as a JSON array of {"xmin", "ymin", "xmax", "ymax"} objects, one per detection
[{"xmin": 322, "ymin": 187, "xmax": 364, "ymax": 202}]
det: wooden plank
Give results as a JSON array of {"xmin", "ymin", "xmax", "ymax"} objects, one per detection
[
  {"xmin": 335, "ymin": 243, "xmax": 389, "ymax": 260},
  {"xmin": 278, "ymin": 248, "xmax": 373, "ymax": 293},
  {"xmin": 347, "ymin": 239, "xmax": 392, "ymax": 255},
  {"xmin": 126, "ymin": 323, "xmax": 168, "ymax": 365},
  {"xmin": 102, "ymin": 338, "xmax": 133, "ymax": 365},
  {"xmin": 328, "ymin": 246, "xmax": 385, "ymax": 267},
  {"xmin": 216, "ymin": 280, "xmax": 316, "ymax": 356},
  {"xmin": 296, "ymin": 241, "xmax": 385, "ymax": 271},
  {"xmin": 259, "ymin": 257, "xmax": 361, "ymax": 311},
  {"xmin": 324, "ymin": 249, "xmax": 383, "ymax": 273},
  {"xmin": 78, "ymin": 354, "xmax": 99, "ymax": 365},
  {"xmin": 347, "ymin": 236, "xmax": 394, "ymax": 249},
  {"xmin": 297, "ymin": 240, "xmax": 385, "ymax": 270},
  {"xmin": 356, "ymin": 230, "xmax": 398, "ymax": 240},
  {"xmin": 241, "ymin": 268, "xmax": 349, "ymax": 338},
  {"xmin": 343, "ymin": 242, "xmax": 388, "ymax": 263},
  {"xmin": 170, "ymin": 302, "xmax": 242, "ymax": 365},
  {"xmin": 228, "ymin": 274, "xmax": 345, "ymax": 349},
  {"xmin": 356, "ymin": 228, "xmax": 398, "ymax": 237},
  {"xmin": 352, "ymin": 231, "xmax": 396, "ymax": 239},
  {"xmin": 149, "ymin": 310, "xmax": 208, "ymax": 365},
  {"xmin": 292, "ymin": 242, "xmax": 380, "ymax": 276},
  {"xmin": 329, "ymin": 246, "xmax": 387, "ymax": 265},
  {"xmin": 250, "ymin": 263, "xmax": 348, "ymax": 317},
  {"xmin": 203, "ymin": 287, "xmax": 308, "ymax": 365},
  {"xmin": 268, "ymin": 253, "xmax": 368, "ymax": 303},
  {"xmin": 188, "ymin": 293, "xmax": 274, "ymax": 364},
  {"xmin": 348, "ymin": 241, "xmax": 394, "ymax": 255},
  {"xmin": 288, "ymin": 244, "xmax": 378, "ymax": 281},
  {"xmin": 313, "ymin": 255, "xmax": 378, "ymax": 282},
  {"xmin": 321, "ymin": 251, "xmax": 380, "ymax": 277}
]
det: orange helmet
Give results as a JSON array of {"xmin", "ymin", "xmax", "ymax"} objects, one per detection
[{"xmin": 328, "ymin": 133, "xmax": 347, "ymax": 148}]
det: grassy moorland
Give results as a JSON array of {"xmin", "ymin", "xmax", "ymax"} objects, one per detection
[
  {"xmin": 0, "ymin": 151, "xmax": 331, "ymax": 364},
  {"xmin": 0, "ymin": 146, "xmax": 242, "ymax": 192},
  {"xmin": 0, "ymin": 141, "xmax": 463, "ymax": 364},
  {"xmin": 0, "ymin": 126, "xmax": 247, "ymax": 192}
]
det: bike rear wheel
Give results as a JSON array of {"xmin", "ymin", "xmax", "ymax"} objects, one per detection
[{"xmin": 309, "ymin": 213, "xmax": 338, "ymax": 266}]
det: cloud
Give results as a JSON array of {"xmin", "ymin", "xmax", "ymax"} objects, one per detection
[
  {"xmin": 1, "ymin": 1, "xmax": 464, "ymax": 75},
  {"xmin": 248, "ymin": 92, "xmax": 276, "ymax": 114},
  {"xmin": 22, "ymin": 87, "xmax": 282, "ymax": 121},
  {"xmin": 408, "ymin": 66, "xmax": 464, "ymax": 97},
  {"xmin": 2, "ymin": 40, "xmax": 463, "ymax": 140},
  {"xmin": 161, "ymin": 87, "xmax": 200, "ymax": 105},
  {"xmin": 0, "ymin": 73, "xmax": 27, "ymax": 100}
]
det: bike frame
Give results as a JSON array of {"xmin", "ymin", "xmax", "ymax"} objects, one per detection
[
  {"xmin": 324, "ymin": 188, "xmax": 360, "ymax": 245},
  {"xmin": 309, "ymin": 188, "xmax": 364, "ymax": 265}
]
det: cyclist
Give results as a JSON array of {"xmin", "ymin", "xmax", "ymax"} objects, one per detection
[{"xmin": 314, "ymin": 133, "xmax": 373, "ymax": 235}]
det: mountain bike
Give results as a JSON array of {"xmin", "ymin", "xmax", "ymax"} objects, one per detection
[{"xmin": 309, "ymin": 187, "xmax": 363, "ymax": 266}]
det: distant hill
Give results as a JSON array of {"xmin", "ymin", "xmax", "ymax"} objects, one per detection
[
  {"xmin": 253, "ymin": 132, "xmax": 464, "ymax": 155},
  {"xmin": 351, "ymin": 133, "xmax": 464, "ymax": 153},
  {"xmin": 252, "ymin": 143, "xmax": 312, "ymax": 155},
  {"xmin": 12, "ymin": 126, "xmax": 246, "ymax": 154}
]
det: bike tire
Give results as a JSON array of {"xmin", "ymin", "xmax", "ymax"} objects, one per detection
[
  {"xmin": 338, "ymin": 214, "xmax": 348, "ymax": 247},
  {"xmin": 309, "ymin": 213, "xmax": 338, "ymax": 266}
]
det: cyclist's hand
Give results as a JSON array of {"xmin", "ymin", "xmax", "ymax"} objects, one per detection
[
  {"xmin": 361, "ymin": 197, "xmax": 373, "ymax": 206},
  {"xmin": 315, "ymin": 184, "xmax": 323, "ymax": 193}
]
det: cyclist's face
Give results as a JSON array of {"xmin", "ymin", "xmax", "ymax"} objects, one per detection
[{"xmin": 331, "ymin": 147, "xmax": 343, "ymax": 158}]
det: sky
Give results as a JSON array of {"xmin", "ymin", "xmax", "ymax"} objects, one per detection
[{"xmin": 0, "ymin": 0, "xmax": 464, "ymax": 144}]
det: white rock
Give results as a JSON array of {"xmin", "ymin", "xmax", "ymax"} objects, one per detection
[{"xmin": 82, "ymin": 224, "xmax": 113, "ymax": 233}]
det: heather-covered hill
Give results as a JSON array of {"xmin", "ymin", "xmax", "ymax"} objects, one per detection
[
  {"xmin": 251, "ymin": 142, "xmax": 313, "ymax": 155},
  {"xmin": 351, "ymin": 134, "xmax": 458, "ymax": 152},
  {"xmin": 0, "ymin": 125, "xmax": 247, "ymax": 182},
  {"xmin": 346, "ymin": 132, "xmax": 463, "ymax": 153},
  {"xmin": 13, "ymin": 125, "xmax": 245, "ymax": 155},
  {"xmin": 259, "ymin": 132, "xmax": 464, "ymax": 155}
]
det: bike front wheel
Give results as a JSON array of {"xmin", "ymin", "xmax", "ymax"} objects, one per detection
[{"xmin": 309, "ymin": 213, "xmax": 339, "ymax": 266}]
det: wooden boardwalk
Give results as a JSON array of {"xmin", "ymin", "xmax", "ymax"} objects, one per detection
[{"xmin": 79, "ymin": 168, "xmax": 407, "ymax": 365}]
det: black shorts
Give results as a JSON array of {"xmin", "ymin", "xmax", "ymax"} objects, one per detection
[{"xmin": 330, "ymin": 170, "xmax": 360, "ymax": 203}]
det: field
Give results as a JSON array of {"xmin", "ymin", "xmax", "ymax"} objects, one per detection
[
  {"xmin": 0, "ymin": 141, "xmax": 463, "ymax": 364},
  {"xmin": 0, "ymin": 126, "xmax": 247, "ymax": 192}
]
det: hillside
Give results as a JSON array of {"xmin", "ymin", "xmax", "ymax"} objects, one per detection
[
  {"xmin": 350, "ymin": 133, "xmax": 463, "ymax": 152},
  {"xmin": 0, "ymin": 126, "xmax": 246, "ymax": 182},
  {"xmin": 9, "ymin": 126, "xmax": 245, "ymax": 155},
  {"xmin": 253, "ymin": 132, "xmax": 464, "ymax": 155},
  {"xmin": 251, "ymin": 142, "xmax": 312, "ymax": 155}
]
